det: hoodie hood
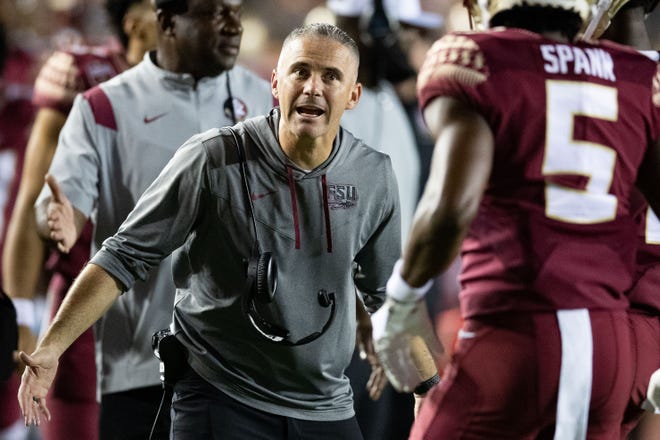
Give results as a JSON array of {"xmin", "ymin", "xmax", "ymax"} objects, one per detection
[{"xmin": 241, "ymin": 107, "xmax": 357, "ymax": 181}]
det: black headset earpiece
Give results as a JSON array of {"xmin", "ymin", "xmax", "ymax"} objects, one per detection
[
  {"xmin": 229, "ymin": 127, "xmax": 278, "ymax": 306},
  {"xmin": 255, "ymin": 251, "xmax": 277, "ymax": 304}
]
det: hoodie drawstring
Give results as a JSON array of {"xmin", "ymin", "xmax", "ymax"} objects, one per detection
[
  {"xmin": 321, "ymin": 174, "xmax": 333, "ymax": 253},
  {"xmin": 286, "ymin": 166, "xmax": 333, "ymax": 253},
  {"xmin": 286, "ymin": 165, "xmax": 301, "ymax": 249}
]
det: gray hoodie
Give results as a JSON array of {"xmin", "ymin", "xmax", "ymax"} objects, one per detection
[{"xmin": 92, "ymin": 108, "xmax": 401, "ymax": 421}]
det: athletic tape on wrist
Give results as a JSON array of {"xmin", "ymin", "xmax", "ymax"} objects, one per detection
[
  {"xmin": 386, "ymin": 259, "xmax": 433, "ymax": 302},
  {"xmin": 13, "ymin": 298, "xmax": 36, "ymax": 328},
  {"xmin": 414, "ymin": 373, "xmax": 440, "ymax": 396}
]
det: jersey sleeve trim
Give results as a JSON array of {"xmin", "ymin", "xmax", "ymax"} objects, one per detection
[
  {"xmin": 83, "ymin": 86, "xmax": 117, "ymax": 130},
  {"xmin": 417, "ymin": 34, "xmax": 488, "ymax": 111}
]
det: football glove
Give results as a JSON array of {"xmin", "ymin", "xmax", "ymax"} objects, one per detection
[{"xmin": 371, "ymin": 296, "xmax": 442, "ymax": 393}]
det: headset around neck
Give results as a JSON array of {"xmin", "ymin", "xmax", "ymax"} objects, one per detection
[{"xmin": 227, "ymin": 128, "xmax": 336, "ymax": 346}]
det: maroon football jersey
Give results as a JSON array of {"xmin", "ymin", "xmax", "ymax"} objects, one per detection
[
  {"xmin": 418, "ymin": 28, "xmax": 660, "ymax": 318},
  {"xmin": 0, "ymin": 49, "xmax": 36, "ymax": 286},
  {"xmin": 32, "ymin": 44, "xmax": 127, "ymax": 114},
  {"xmin": 0, "ymin": 49, "xmax": 36, "ymax": 428}
]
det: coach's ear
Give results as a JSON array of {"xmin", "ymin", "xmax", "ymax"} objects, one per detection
[
  {"xmin": 345, "ymin": 82, "xmax": 362, "ymax": 110},
  {"xmin": 271, "ymin": 69, "xmax": 279, "ymax": 100}
]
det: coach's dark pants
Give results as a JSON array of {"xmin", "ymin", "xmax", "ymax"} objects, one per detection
[
  {"xmin": 171, "ymin": 368, "xmax": 363, "ymax": 440},
  {"xmin": 100, "ymin": 385, "xmax": 171, "ymax": 440}
]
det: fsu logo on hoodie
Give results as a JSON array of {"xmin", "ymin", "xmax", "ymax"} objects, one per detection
[{"xmin": 327, "ymin": 184, "xmax": 357, "ymax": 210}]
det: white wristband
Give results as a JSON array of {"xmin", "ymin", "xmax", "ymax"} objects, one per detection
[
  {"xmin": 12, "ymin": 298, "xmax": 36, "ymax": 328},
  {"xmin": 386, "ymin": 259, "xmax": 433, "ymax": 302}
]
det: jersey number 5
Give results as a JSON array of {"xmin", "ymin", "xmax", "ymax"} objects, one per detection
[{"xmin": 542, "ymin": 80, "xmax": 618, "ymax": 224}]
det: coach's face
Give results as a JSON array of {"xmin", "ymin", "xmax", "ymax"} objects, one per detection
[{"xmin": 272, "ymin": 35, "xmax": 361, "ymax": 149}]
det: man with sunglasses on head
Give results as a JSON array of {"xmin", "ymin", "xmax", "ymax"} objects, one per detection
[{"xmin": 14, "ymin": 0, "xmax": 272, "ymax": 438}]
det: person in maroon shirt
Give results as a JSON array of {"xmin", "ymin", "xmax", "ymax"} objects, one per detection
[
  {"xmin": 0, "ymin": 1, "xmax": 155, "ymax": 439},
  {"xmin": 371, "ymin": 0, "xmax": 660, "ymax": 438},
  {"xmin": 0, "ymin": 15, "xmax": 38, "ymax": 440}
]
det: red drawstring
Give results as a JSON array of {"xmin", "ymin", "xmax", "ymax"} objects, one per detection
[{"xmin": 286, "ymin": 168, "xmax": 332, "ymax": 253}]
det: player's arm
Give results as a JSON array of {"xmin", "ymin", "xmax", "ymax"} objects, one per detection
[
  {"xmin": 371, "ymin": 95, "xmax": 494, "ymax": 393},
  {"xmin": 643, "ymin": 138, "xmax": 660, "ymax": 412},
  {"xmin": 2, "ymin": 49, "xmax": 87, "ymax": 370},
  {"xmin": 636, "ymin": 60, "xmax": 660, "ymax": 219},
  {"xmin": 637, "ymin": 138, "xmax": 660, "ymax": 222},
  {"xmin": 27, "ymin": 51, "xmax": 89, "ymax": 251},
  {"xmin": 2, "ymin": 108, "xmax": 69, "ymax": 371},
  {"xmin": 2, "ymin": 108, "xmax": 65, "ymax": 300},
  {"xmin": 18, "ymin": 263, "xmax": 123, "ymax": 426},
  {"xmin": 401, "ymin": 95, "xmax": 494, "ymax": 285}
]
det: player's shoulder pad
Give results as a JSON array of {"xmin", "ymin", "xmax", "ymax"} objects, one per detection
[{"xmin": 417, "ymin": 31, "xmax": 489, "ymax": 92}]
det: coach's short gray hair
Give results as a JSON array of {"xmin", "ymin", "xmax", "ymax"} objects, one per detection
[{"xmin": 282, "ymin": 22, "xmax": 360, "ymax": 65}]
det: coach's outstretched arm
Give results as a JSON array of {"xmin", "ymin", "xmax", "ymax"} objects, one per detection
[{"xmin": 17, "ymin": 263, "xmax": 123, "ymax": 426}]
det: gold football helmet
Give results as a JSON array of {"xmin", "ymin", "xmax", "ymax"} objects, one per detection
[
  {"xmin": 463, "ymin": 0, "xmax": 594, "ymax": 28},
  {"xmin": 581, "ymin": 0, "xmax": 633, "ymax": 39},
  {"xmin": 463, "ymin": 0, "xmax": 632, "ymax": 38}
]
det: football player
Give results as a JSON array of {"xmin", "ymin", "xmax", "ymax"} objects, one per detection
[{"xmin": 372, "ymin": 0, "xmax": 660, "ymax": 438}]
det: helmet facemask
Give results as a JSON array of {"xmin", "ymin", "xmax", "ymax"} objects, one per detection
[
  {"xmin": 464, "ymin": 0, "xmax": 597, "ymax": 31},
  {"xmin": 581, "ymin": 0, "xmax": 632, "ymax": 39}
]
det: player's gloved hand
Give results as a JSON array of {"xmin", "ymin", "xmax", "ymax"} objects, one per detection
[
  {"xmin": 371, "ymin": 260, "xmax": 442, "ymax": 393},
  {"xmin": 646, "ymin": 368, "xmax": 660, "ymax": 412},
  {"xmin": 327, "ymin": 0, "xmax": 371, "ymax": 17},
  {"xmin": 372, "ymin": 297, "xmax": 441, "ymax": 392}
]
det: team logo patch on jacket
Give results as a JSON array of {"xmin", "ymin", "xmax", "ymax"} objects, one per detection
[
  {"xmin": 327, "ymin": 184, "xmax": 357, "ymax": 209},
  {"xmin": 223, "ymin": 97, "xmax": 248, "ymax": 122}
]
